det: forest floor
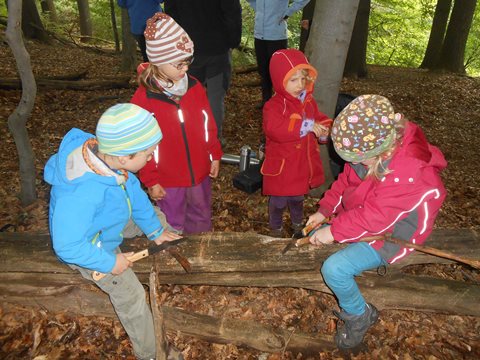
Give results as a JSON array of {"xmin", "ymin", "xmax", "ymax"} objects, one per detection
[{"xmin": 0, "ymin": 37, "xmax": 479, "ymax": 359}]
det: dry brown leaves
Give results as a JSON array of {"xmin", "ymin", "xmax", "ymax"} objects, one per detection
[{"xmin": 0, "ymin": 37, "xmax": 479, "ymax": 359}]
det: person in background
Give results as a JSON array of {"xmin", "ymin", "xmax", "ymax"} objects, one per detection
[
  {"xmin": 44, "ymin": 103, "xmax": 182, "ymax": 359},
  {"xmin": 247, "ymin": 0, "xmax": 310, "ymax": 109},
  {"xmin": 306, "ymin": 94, "xmax": 447, "ymax": 351},
  {"xmin": 261, "ymin": 49, "xmax": 332, "ymax": 237},
  {"xmin": 164, "ymin": 0, "xmax": 242, "ymax": 146},
  {"xmin": 117, "ymin": 0, "xmax": 163, "ymax": 62},
  {"xmin": 131, "ymin": 13, "xmax": 223, "ymax": 235}
]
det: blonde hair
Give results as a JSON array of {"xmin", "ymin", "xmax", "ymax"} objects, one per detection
[
  {"xmin": 365, "ymin": 116, "xmax": 407, "ymax": 180},
  {"xmin": 137, "ymin": 64, "xmax": 174, "ymax": 94}
]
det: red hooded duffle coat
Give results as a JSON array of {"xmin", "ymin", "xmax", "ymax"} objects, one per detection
[{"xmin": 261, "ymin": 49, "xmax": 331, "ymax": 196}]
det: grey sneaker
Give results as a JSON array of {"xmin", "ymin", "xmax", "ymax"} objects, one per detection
[{"xmin": 334, "ymin": 303, "xmax": 379, "ymax": 350}]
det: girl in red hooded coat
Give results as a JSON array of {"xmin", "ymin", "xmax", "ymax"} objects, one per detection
[
  {"xmin": 130, "ymin": 13, "xmax": 223, "ymax": 235},
  {"xmin": 261, "ymin": 49, "xmax": 332, "ymax": 236}
]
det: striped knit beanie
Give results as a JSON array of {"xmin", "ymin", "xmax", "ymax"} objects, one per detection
[
  {"xmin": 144, "ymin": 12, "xmax": 194, "ymax": 66},
  {"xmin": 96, "ymin": 104, "xmax": 162, "ymax": 156},
  {"xmin": 332, "ymin": 94, "xmax": 398, "ymax": 163}
]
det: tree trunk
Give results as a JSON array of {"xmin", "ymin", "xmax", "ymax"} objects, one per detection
[
  {"xmin": 1, "ymin": 229, "xmax": 479, "ymax": 317},
  {"xmin": 120, "ymin": 7, "xmax": 137, "ymax": 72},
  {"xmin": 21, "ymin": 0, "xmax": 50, "ymax": 43},
  {"xmin": 299, "ymin": 0, "xmax": 316, "ymax": 52},
  {"xmin": 40, "ymin": 0, "xmax": 57, "ymax": 22},
  {"xmin": 343, "ymin": 0, "xmax": 371, "ymax": 78},
  {"xmin": 6, "ymin": 0, "xmax": 37, "ymax": 206},
  {"xmin": 420, "ymin": 0, "xmax": 452, "ymax": 69},
  {"xmin": 434, "ymin": 0, "xmax": 477, "ymax": 73},
  {"xmin": 76, "ymin": 0, "xmax": 92, "ymax": 43},
  {"xmin": 109, "ymin": 0, "xmax": 120, "ymax": 53},
  {"xmin": 305, "ymin": 0, "xmax": 360, "ymax": 192}
]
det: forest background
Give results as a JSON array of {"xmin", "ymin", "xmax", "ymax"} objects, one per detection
[{"xmin": 1, "ymin": 0, "xmax": 479, "ymax": 76}]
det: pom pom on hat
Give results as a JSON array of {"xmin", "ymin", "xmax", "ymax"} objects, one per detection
[
  {"xmin": 332, "ymin": 94, "xmax": 398, "ymax": 163},
  {"xmin": 96, "ymin": 103, "xmax": 162, "ymax": 156},
  {"xmin": 144, "ymin": 12, "xmax": 194, "ymax": 66}
]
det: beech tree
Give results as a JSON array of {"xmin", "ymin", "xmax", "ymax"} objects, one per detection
[
  {"xmin": 305, "ymin": 0, "xmax": 360, "ymax": 190},
  {"xmin": 40, "ymin": 0, "xmax": 58, "ymax": 22},
  {"xmin": 77, "ymin": 0, "xmax": 92, "ymax": 43},
  {"xmin": 6, "ymin": 0, "xmax": 38, "ymax": 205},
  {"xmin": 420, "ymin": 0, "xmax": 453, "ymax": 69},
  {"xmin": 434, "ymin": 0, "xmax": 477, "ymax": 73},
  {"xmin": 119, "ymin": 7, "xmax": 137, "ymax": 71},
  {"xmin": 21, "ymin": 0, "xmax": 50, "ymax": 43},
  {"xmin": 343, "ymin": 0, "xmax": 371, "ymax": 78}
]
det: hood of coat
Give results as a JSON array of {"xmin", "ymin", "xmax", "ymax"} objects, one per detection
[
  {"xmin": 269, "ymin": 49, "xmax": 317, "ymax": 100},
  {"xmin": 397, "ymin": 121, "xmax": 447, "ymax": 172},
  {"xmin": 44, "ymin": 128, "xmax": 122, "ymax": 188}
]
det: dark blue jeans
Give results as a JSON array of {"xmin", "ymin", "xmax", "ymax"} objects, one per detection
[{"xmin": 268, "ymin": 195, "xmax": 304, "ymax": 230}]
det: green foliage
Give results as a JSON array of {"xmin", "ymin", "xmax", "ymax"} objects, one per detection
[{"xmin": 368, "ymin": 0, "xmax": 480, "ymax": 76}]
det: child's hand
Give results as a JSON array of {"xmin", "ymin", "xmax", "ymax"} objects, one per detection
[
  {"xmin": 306, "ymin": 211, "xmax": 326, "ymax": 227},
  {"xmin": 148, "ymin": 184, "xmax": 166, "ymax": 201},
  {"xmin": 210, "ymin": 160, "xmax": 220, "ymax": 178},
  {"xmin": 311, "ymin": 123, "xmax": 328, "ymax": 138},
  {"xmin": 153, "ymin": 231, "xmax": 182, "ymax": 246},
  {"xmin": 111, "ymin": 252, "xmax": 134, "ymax": 275},
  {"xmin": 309, "ymin": 226, "xmax": 334, "ymax": 246}
]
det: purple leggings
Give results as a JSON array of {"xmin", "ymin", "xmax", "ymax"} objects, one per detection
[
  {"xmin": 157, "ymin": 177, "xmax": 212, "ymax": 235},
  {"xmin": 268, "ymin": 195, "xmax": 304, "ymax": 230}
]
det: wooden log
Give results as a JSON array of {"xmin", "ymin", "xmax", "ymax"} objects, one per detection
[
  {"xmin": 0, "ymin": 272, "xmax": 335, "ymax": 354},
  {"xmin": 0, "ymin": 229, "xmax": 478, "ymax": 275},
  {"xmin": 0, "ymin": 76, "xmax": 131, "ymax": 90}
]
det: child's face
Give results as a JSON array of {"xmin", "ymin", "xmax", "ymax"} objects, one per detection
[
  {"xmin": 285, "ymin": 69, "xmax": 307, "ymax": 98},
  {"xmin": 121, "ymin": 144, "xmax": 158, "ymax": 173},
  {"xmin": 156, "ymin": 56, "xmax": 193, "ymax": 82}
]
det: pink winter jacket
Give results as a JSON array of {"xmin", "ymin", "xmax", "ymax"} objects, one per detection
[{"xmin": 318, "ymin": 121, "xmax": 447, "ymax": 264}]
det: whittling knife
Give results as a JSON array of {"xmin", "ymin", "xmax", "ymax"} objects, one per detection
[
  {"xmin": 281, "ymin": 217, "xmax": 331, "ymax": 254},
  {"xmin": 92, "ymin": 237, "xmax": 189, "ymax": 281}
]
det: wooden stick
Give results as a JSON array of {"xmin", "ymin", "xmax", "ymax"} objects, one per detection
[{"xmin": 359, "ymin": 234, "xmax": 480, "ymax": 270}]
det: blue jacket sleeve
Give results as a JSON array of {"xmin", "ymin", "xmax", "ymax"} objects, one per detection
[
  {"xmin": 285, "ymin": 0, "xmax": 310, "ymax": 17},
  {"xmin": 126, "ymin": 173, "xmax": 164, "ymax": 240},
  {"xmin": 117, "ymin": 0, "xmax": 128, "ymax": 9}
]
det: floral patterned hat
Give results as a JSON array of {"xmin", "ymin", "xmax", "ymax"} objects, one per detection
[{"xmin": 331, "ymin": 94, "xmax": 399, "ymax": 162}]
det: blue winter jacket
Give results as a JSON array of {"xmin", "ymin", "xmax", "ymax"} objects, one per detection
[
  {"xmin": 44, "ymin": 129, "xmax": 164, "ymax": 273},
  {"xmin": 117, "ymin": 0, "xmax": 163, "ymax": 35},
  {"xmin": 247, "ymin": 0, "xmax": 310, "ymax": 40}
]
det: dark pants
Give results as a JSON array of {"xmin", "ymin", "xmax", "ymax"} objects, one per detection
[
  {"xmin": 269, "ymin": 195, "xmax": 304, "ymax": 230},
  {"xmin": 188, "ymin": 52, "xmax": 232, "ymax": 138},
  {"xmin": 133, "ymin": 34, "xmax": 148, "ymax": 62},
  {"xmin": 254, "ymin": 38, "xmax": 288, "ymax": 104}
]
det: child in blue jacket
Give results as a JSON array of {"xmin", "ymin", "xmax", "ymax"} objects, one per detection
[{"xmin": 44, "ymin": 103, "xmax": 181, "ymax": 360}]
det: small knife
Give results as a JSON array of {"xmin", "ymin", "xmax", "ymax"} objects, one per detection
[
  {"xmin": 281, "ymin": 217, "xmax": 331, "ymax": 254},
  {"xmin": 92, "ymin": 238, "xmax": 188, "ymax": 281}
]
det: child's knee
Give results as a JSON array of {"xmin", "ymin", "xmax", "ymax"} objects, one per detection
[{"xmin": 321, "ymin": 254, "xmax": 346, "ymax": 284}]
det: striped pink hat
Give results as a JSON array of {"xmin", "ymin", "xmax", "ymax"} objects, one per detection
[{"xmin": 144, "ymin": 13, "xmax": 194, "ymax": 66}]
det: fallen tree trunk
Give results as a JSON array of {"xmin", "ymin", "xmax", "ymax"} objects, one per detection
[
  {"xmin": 0, "ymin": 76, "xmax": 131, "ymax": 90},
  {"xmin": 0, "ymin": 230, "xmax": 478, "ymax": 354}
]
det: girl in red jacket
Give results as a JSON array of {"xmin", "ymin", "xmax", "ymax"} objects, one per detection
[
  {"xmin": 131, "ymin": 13, "xmax": 223, "ymax": 234},
  {"xmin": 307, "ymin": 94, "xmax": 447, "ymax": 351},
  {"xmin": 261, "ymin": 49, "xmax": 332, "ymax": 236}
]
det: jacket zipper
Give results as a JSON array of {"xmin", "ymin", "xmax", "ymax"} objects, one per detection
[{"xmin": 176, "ymin": 105, "xmax": 196, "ymax": 186}]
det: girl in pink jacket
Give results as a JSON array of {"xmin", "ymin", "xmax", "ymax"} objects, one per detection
[{"xmin": 307, "ymin": 94, "xmax": 447, "ymax": 351}]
